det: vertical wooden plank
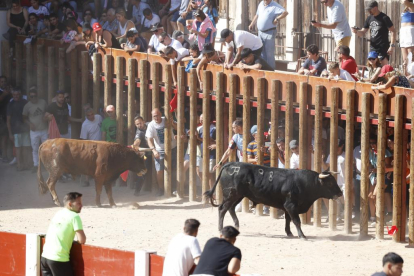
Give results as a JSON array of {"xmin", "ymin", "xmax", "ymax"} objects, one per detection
[
  {"xmin": 299, "ymin": 82, "xmax": 308, "ymax": 224},
  {"xmin": 81, "ymin": 52, "xmax": 89, "ymax": 118},
  {"xmin": 410, "ymin": 100, "xmax": 414, "ymax": 245},
  {"xmin": 285, "ymin": 81, "xmax": 294, "ymax": 169},
  {"xmin": 376, "ymin": 93, "xmax": 387, "ymax": 239},
  {"xmin": 270, "ymin": 80, "xmax": 280, "ymax": 219},
  {"xmin": 104, "ymin": 55, "xmax": 113, "ymax": 107},
  {"xmin": 36, "ymin": 45, "xmax": 45, "ymax": 100},
  {"xmin": 392, "ymin": 95, "xmax": 404, "ymax": 242},
  {"xmin": 58, "ymin": 48, "xmax": 65, "ymax": 93},
  {"xmin": 164, "ymin": 64, "xmax": 173, "ymax": 198},
  {"xmin": 401, "ymin": 129, "xmax": 408, "ymax": 241},
  {"xmin": 1, "ymin": 41, "xmax": 6, "ymax": 79},
  {"xmin": 15, "ymin": 42, "xmax": 23, "ymax": 88},
  {"xmin": 47, "ymin": 47, "xmax": 56, "ymax": 103},
  {"xmin": 329, "ymin": 87, "xmax": 339, "ymax": 231},
  {"xmin": 116, "ymin": 56, "xmax": 124, "ymax": 145},
  {"xmin": 313, "ymin": 85, "xmax": 323, "ymax": 227},
  {"xmin": 177, "ymin": 66, "xmax": 185, "ymax": 199},
  {"xmin": 242, "ymin": 76, "xmax": 251, "ymax": 213},
  {"xmin": 360, "ymin": 92, "xmax": 371, "ymax": 237},
  {"xmin": 151, "ymin": 62, "xmax": 160, "ymax": 110},
  {"xmin": 26, "ymin": 44, "xmax": 33, "ymax": 93},
  {"xmin": 228, "ymin": 74, "xmax": 237, "ymax": 162},
  {"xmin": 70, "ymin": 49, "xmax": 80, "ymax": 139},
  {"xmin": 215, "ymin": 72, "xmax": 224, "ymax": 204},
  {"xmin": 4, "ymin": 42, "xmax": 11, "ymax": 84},
  {"xmin": 256, "ymin": 78, "xmax": 266, "ymax": 217},
  {"xmin": 93, "ymin": 53, "xmax": 102, "ymax": 114},
  {"xmin": 128, "ymin": 58, "xmax": 137, "ymax": 146},
  {"xmin": 189, "ymin": 69, "xmax": 198, "ymax": 202},
  {"xmin": 202, "ymin": 71, "xmax": 211, "ymax": 201},
  {"xmin": 345, "ymin": 90, "xmax": 355, "ymax": 234},
  {"xmin": 139, "ymin": 60, "xmax": 149, "ymax": 121}
]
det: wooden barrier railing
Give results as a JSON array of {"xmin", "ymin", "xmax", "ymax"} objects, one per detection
[
  {"xmin": 2, "ymin": 38, "xmax": 414, "ymax": 244},
  {"xmin": 0, "ymin": 232, "xmax": 26, "ymax": 275}
]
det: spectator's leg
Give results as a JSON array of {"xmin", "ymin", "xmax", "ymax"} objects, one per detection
[
  {"xmin": 368, "ymin": 184, "xmax": 376, "ymax": 219},
  {"xmin": 40, "ymin": 257, "xmax": 53, "ymax": 276},
  {"xmin": 8, "ymin": 28, "xmax": 18, "ymax": 52},
  {"xmin": 166, "ymin": 14, "xmax": 175, "ymax": 35},
  {"xmin": 353, "ymin": 177, "xmax": 361, "ymax": 217},
  {"xmin": 13, "ymin": 134, "xmax": 23, "ymax": 170},
  {"xmin": 30, "ymin": 130, "xmax": 40, "ymax": 168},
  {"xmin": 177, "ymin": 16, "xmax": 185, "ymax": 32},
  {"xmin": 170, "ymin": 10, "xmax": 180, "ymax": 33},
  {"xmin": 259, "ymin": 30, "xmax": 276, "ymax": 70},
  {"xmin": 154, "ymin": 153, "xmax": 165, "ymax": 195},
  {"xmin": 23, "ymin": 132, "xmax": 32, "ymax": 169}
]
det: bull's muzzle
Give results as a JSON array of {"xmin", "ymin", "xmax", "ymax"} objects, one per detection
[{"xmin": 137, "ymin": 169, "xmax": 147, "ymax": 177}]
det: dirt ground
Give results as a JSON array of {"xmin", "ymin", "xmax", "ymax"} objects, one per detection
[{"xmin": 0, "ymin": 161, "xmax": 413, "ymax": 276}]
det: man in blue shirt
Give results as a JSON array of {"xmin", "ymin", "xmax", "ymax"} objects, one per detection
[{"xmin": 249, "ymin": 0, "xmax": 288, "ymax": 70}]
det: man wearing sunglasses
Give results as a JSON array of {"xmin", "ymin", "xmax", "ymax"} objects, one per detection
[
  {"xmin": 22, "ymin": 87, "xmax": 48, "ymax": 173},
  {"xmin": 148, "ymin": 23, "xmax": 165, "ymax": 54}
]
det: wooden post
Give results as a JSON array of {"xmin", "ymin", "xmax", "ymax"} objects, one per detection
[
  {"xmin": 242, "ymin": 76, "xmax": 251, "ymax": 213},
  {"xmin": 299, "ymin": 82, "xmax": 308, "ymax": 224},
  {"xmin": 128, "ymin": 58, "xmax": 137, "ymax": 145},
  {"xmin": 164, "ymin": 64, "xmax": 173, "ymax": 198},
  {"xmin": 313, "ymin": 85, "xmax": 323, "ymax": 227},
  {"xmin": 36, "ymin": 45, "xmax": 45, "ymax": 100},
  {"xmin": 228, "ymin": 74, "xmax": 237, "ymax": 162},
  {"xmin": 285, "ymin": 81, "xmax": 294, "ymax": 169},
  {"xmin": 81, "ymin": 52, "xmax": 89, "ymax": 118},
  {"xmin": 4, "ymin": 42, "xmax": 11, "ymax": 84},
  {"xmin": 189, "ymin": 69, "xmax": 198, "ymax": 201},
  {"xmin": 410, "ymin": 100, "xmax": 414, "ymax": 245},
  {"xmin": 270, "ymin": 80, "xmax": 280, "ymax": 219},
  {"xmin": 360, "ymin": 93, "xmax": 371, "ymax": 237},
  {"xmin": 15, "ymin": 42, "xmax": 23, "ymax": 88},
  {"xmin": 345, "ymin": 90, "xmax": 355, "ymax": 234},
  {"xmin": 329, "ymin": 87, "xmax": 339, "ymax": 231},
  {"xmin": 375, "ymin": 93, "xmax": 387, "ymax": 239},
  {"xmin": 26, "ymin": 44, "xmax": 33, "ymax": 93},
  {"xmin": 215, "ymin": 72, "xmax": 224, "ymax": 204},
  {"xmin": 392, "ymin": 95, "xmax": 404, "ymax": 242},
  {"xmin": 93, "ymin": 53, "xmax": 102, "ymax": 114},
  {"xmin": 104, "ymin": 55, "xmax": 113, "ymax": 107},
  {"xmin": 47, "ymin": 47, "xmax": 56, "ymax": 103},
  {"xmin": 70, "ymin": 49, "xmax": 80, "ymax": 139},
  {"xmin": 116, "ymin": 56, "xmax": 124, "ymax": 145},
  {"xmin": 151, "ymin": 62, "xmax": 160, "ymax": 110},
  {"xmin": 256, "ymin": 78, "xmax": 266, "ymax": 216},
  {"xmin": 202, "ymin": 71, "xmax": 211, "ymax": 201},
  {"xmin": 177, "ymin": 66, "xmax": 185, "ymax": 198},
  {"xmin": 139, "ymin": 60, "xmax": 149, "ymax": 121},
  {"xmin": 58, "ymin": 48, "xmax": 65, "ymax": 93},
  {"xmin": 1, "ymin": 41, "xmax": 6, "ymax": 80}
]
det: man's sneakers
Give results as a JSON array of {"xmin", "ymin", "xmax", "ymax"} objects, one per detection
[{"xmin": 9, "ymin": 157, "xmax": 16, "ymax": 165}]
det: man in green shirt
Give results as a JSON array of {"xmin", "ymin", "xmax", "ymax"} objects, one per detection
[
  {"xmin": 41, "ymin": 192, "xmax": 86, "ymax": 276},
  {"xmin": 101, "ymin": 105, "xmax": 117, "ymax": 142}
]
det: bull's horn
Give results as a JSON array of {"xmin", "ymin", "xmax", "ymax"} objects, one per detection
[
  {"xmin": 319, "ymin": 173, "xmax": 329, "ymax": 179},
  {"xmin": 138, "ymin": 148, "xmax": 154, "ymax": 152},
  {"xmin": 329, "ymin": 171, "xmax": 340, "ymax": 175}
]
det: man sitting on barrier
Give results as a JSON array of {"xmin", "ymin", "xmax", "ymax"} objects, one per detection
[
  {"xmin": 41, "ymin": 192, "xmax": 86, "ymax": 276},
  {"xmin": 297, "ymin": 44, "xmax": 327, "ymax": 77}
]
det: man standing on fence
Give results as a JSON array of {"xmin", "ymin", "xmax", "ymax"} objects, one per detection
[
  {"xmin": 248, "ymin": 0, "xmax": 288, "ymax": 70},
  {"xmin": 41, "ymin": 192, "xmax": 86, "ymax": 276}
]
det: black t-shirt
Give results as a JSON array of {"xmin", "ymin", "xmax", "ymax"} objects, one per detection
[
  {"xmin": 363, "ymin": 12, "xmax": 393, "ymax": 50},
  {"xmin": 193, "ymin": 237, "xmax": 242, "ymax": 276},
  {"xmin": 46, "ymin": 102, "xmax": 69, "ymax": 135},
  {"xmin": 134, "ymin": 126, "xmax": 149, "ymax": 148},
  {"xmin": 51, "ymin": 22, "xmax": 65, "ymax": 33},
  {"xmin": 7, "ymin": 99, "xmax": 29, "ymax": 134},
  {"xmin": 244, "ymin": 55, "xmax": 274, "ymax": 71},
  {"xmin": 0, "ymin": 89, "xmax": 12, "ymax": 120}
]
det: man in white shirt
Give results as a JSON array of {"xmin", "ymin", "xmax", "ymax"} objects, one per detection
[
  {"xmin": 130, "ymin": 0, "xmax": 151, "ymax": 28},
  {"xmin": 165, "ymin": 46, "xmax": 189, "ymax": 86},
  {"xmin": 162, "ymin": 219, "xmax": 202, "ymax": 276},
  {"xmin": 289, "ymin": 140, "xmax": 300, "ymax": 169},
  {"xmin": 148, "ymin": 23, "xmax": 164, "ymax": 54},
  {"xmin": 146, "ymin": 108, "xmax": 178, "ymax": 196},
  {"xmin": 219, "ymin": 29, "xmax": 263, "ymax": 69},
  {"xmin": 141, "ymin": 8, "xmax": 160, "ymax": 31},
  {"xmin": 311, "ymin": 0, "xmax": 352, "ymax": 51},
  {"xmin": 158, "ymin": 31, "xmax": 183, "ymax": 51}
]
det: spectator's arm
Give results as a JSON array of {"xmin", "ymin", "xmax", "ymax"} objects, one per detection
[
  {"xmin": 22, "ymin": 9, "xmax": 29, "ymax": 33},
  {"xmin": 227, "ymin": 257, "xmax": 241, "ymax": 274},
  {"xmin": 231, "ymin": 46, "xmax": 243, "ymax": 66},
  {"xmin": 147, "ymin": 137, "xmax": 160, "ymax": 159},
  {"xmin": 171, "ymin": 119, "xmax": 178, "ymax": 130},
  {"xmin": 368, "ymin": 67, "xmax": 381, "ymax": 83},
  {"xmin": 239, "ymin": 63, "xmax": 262, "ymax": 70},
  {"xmin": 387, "ymin": 26, "xmax": 396, "ymax": 54},
  {"xmin": 384, "ymin": 156, "xmax": 393, "ymax": 172},
  {"xmin": 133, "ymin": 138, "xmax": 141, "ymax": 148},
  {"xmin": 0, "ymin": 89, "xmax": 10, "ymax": 101},
  {"xmin": 404, "ymin": 0, "xmax": 414, "ymax": 9},
  {"xmin": 171, "ymin": 62, "xmax": 178, "ymax": 86},
  {"xmin": 6, "ymin": 115, "xmax": 12, "ymax": 139},
  {"xmin": 44, "ymin": 112, "xmax": 53, "ymax": 121},
  {"xmin": 321, "ymin": 160, "xmax": 329, "ymax": 171},
  {"xmin": 249, "ymin": 14, "xmax": 258, "ymax": 31},
  {"xmin": 313, "ymin": 21, "xmax": 337, "ymax": 30},
  {"xmin": 225, "ymin": 46, "xmax": 234, "ymax": 66},
  {"xmin": 193, "ymin": 256, "xmax": 200, "ymax": 265},
  {"xmin": 196, "ymin": 57, "xmax": 208, "ymax": 84},
  {"xmin": 75, "ymin": 230, "xmax": 86, "ymax": 244},
  {"xmin": 352, "ymin": 28, "xmax": 368, "ymax": 37},
  {"xmin": 276, "ymin": 11, "xmax": 289, "ymax": 22},
  {"xmin": 371, "ymin": 76, "xmax": 396, "ymax": 90},
  {"xmin": 247, "ymin": 153, "xmax": 256, "ymax": 164},
  {"xmin": 213, "ymin": 146, "xmax": 234, "ymax": 170}
]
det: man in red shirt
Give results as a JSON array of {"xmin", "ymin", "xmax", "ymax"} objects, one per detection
[{"xmin": 338, "ymin": 45, "xmax": 358, "ymax": 81}]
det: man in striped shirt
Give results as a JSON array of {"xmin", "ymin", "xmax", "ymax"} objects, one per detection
[{"xmin": 247, "ymin": 125, "xmax": 270, "ymax": 166}]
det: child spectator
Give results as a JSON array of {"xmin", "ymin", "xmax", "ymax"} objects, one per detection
[
  {"xmin": 122, "ymin": 29, "xmax": 140, "ymax": 53},
  {"xmin": 328, "ymin": 62, "xmax": 355, "ymax": 81},
  {"xmin": 66, "ymin": 23, "xmax": 94, "ymax": 53},
  {"xmin": 60, "ymin": 19, "xmax": 78, "ymax": 44},
  {"xmin": 356, "ymin": 51, "xmax": 382, "ymax": 83},
  {"xmin": 181, "ymin": 43, "xmax": 201, "ymax": 73},
  {"xmin": 196, "ymin": 43, "xmax": 225, "ymax": 85},
  {"xmin": 188, "ymin": 9, "xmax": 216, "ymax": 52},
  {"xmin": 48, "ymin": 13, "xmax": 65, "ymax": 39},
  {"xmin": 165, "ymin": 46, "xmax": 190, "ymax": 86},
  {"xmin": 298, "ymin": 44, "xmax": 327, "ymax": 76},
  {"xmin": 247, "ymin": 125, "xmax": 271, "ymax": 167}
]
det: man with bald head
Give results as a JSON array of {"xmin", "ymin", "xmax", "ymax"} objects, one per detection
[{"xmin": 146, "ymin": 108, "xmax": 177, "ymax": 196}]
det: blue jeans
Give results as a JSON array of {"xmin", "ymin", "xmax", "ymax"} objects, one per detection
[{"xmin": 258, "ymin": 29, "xmax": 277, "ymax": 70}]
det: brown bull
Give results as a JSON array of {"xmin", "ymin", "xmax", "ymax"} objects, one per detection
[{"xmin": 38, "ymin": 138, "xmax": 147, "ymax": 207}]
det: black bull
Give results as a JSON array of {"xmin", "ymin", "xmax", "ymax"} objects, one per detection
[{"xmin": 204, "ymin": 162, "xmax": 343, "ymax": 239}]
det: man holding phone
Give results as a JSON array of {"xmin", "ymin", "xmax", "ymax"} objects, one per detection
[{"xmin": 311, "ymin": 0, "xmax": 352, "ymax": 51}]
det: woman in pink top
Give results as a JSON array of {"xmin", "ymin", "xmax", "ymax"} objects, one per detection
[{"xmin": 187, "ymin": 9, "xmax": 216, "ymax": 51}]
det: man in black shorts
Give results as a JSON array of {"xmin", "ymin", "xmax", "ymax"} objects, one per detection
[
  {"xmin": 192, "ymin": 226, "xmax": 242, "ymax": 276},
  {"xmin": 133, "ymin": 115, "xmax": 152, "ymax": 196}
]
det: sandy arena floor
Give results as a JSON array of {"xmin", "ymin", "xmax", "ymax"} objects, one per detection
[{"xmin": 0, "ymin": 161, "xmax": 413, "ymax": 276}]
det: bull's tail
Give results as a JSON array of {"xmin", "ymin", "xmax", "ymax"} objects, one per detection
[
  {"xmin": 37, "ymin": 144, "xmax": 48, "ymax": 195},
  {"xmin": 203, "ymin": 165, "xmax": 225, "ymax": 207}
]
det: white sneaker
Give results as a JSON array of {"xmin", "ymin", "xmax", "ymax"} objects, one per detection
[
  {"xmin": 235, "ymin": 202, "xmax": 242, "ymax": 212},
  {"xmin": 9, "ymin": 157, "xmax": 16, "ymax": 165}
]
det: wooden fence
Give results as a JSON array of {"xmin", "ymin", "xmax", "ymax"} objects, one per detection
[{"xmin": 2, "ymin": 37, "xmax": 414, "ymax": 244}]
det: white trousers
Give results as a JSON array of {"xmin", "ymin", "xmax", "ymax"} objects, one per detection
[{"xmin": 30, "ymin": 129, "xmax": 48, "ymax": 166}]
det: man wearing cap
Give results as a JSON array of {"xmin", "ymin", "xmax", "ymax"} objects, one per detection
[
  {"xmin": 219, "ymin": 29, "xmax": 263, "ymax": 69},
  {"xmin": 148, "ymin": 23, "xmax": 165, "ymax": 54},
  {"xmin": 248, "ymin": 0, "xmax": 288, "ymax": 70},
  {"xmin": 172, "ymin": 30, "xmax": 190, "ymax": 49},
  {"xmin": 86, "ymin": 22, "xmax": 121, "ymax": 50},
  {"xmin": 101, "ymin": 105, "xmax": 117, "ymax": 142},
  {"xmin": 102, "ymin": 8, "xmax": 119, "ymax": 35},
  {"xmin": 311, "ymin": 0, "xmax": 352, "ymax": 52},
  {"xmin": 289, "ymin": 140, "xmax": 300, "ymax": 169},
  {"xmin": 352, "ymin": 0, "xmax": 395, "ymax": 59},
  {"xmin": 238, "ymin": 48, "xmax": 274, "ymax": 71}
]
